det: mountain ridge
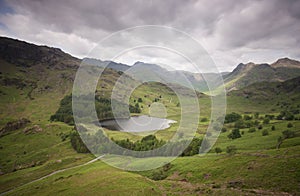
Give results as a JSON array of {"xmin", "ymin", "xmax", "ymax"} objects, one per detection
[{"xmin": 1, "ymin": 36, "xmax": 300, "ymax": 93}]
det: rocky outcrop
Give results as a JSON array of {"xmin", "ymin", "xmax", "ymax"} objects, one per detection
[
  {"xmin": 23, "ymin": 125, "xmax": 43, "ymax": 134},
  {"xmin": 0, "ymin": 118, "xmax": 31, "ymax": 137}
]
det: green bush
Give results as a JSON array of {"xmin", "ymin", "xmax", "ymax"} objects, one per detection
[
  {"xmin": 201, "ymin": 117, "xmax": 208, "ymax": 122},
  {"xmin": 215, "ymin": 147, "xmax": 222, "ymax": 154},
  {"xmin": 243, "ymin": 115, "xmax": 252, "ymax": 120},
  {"xmin": 271, "ymin": 125, "xmax": 275, "ymax": 131},
  {"xmin": 248, "ymin": 127, "xmax": 256, "ymax": 133},
  {"xmin": 262, "ymin": 129, "xmax": 269, "ymax": 136},
  {"xmin": 228, "ymin": 128, "xmax": 241, "ymax": 139},
  {"xmin": 226, "ymin": 145, "xmax": 237, "ymax": 154},
  {"xmin": 70, "ymin": 131, "xmax": 90, "ymax": 153},
  {"xmin": 282, "ymin": 130, "xmax": 295, "ymax": 139},
  {"xmin": 287, "ymin": 123, "xmax": 293, "ymax": 128},
  {"xmin": 225, "ymin": 112, "xmax": 242, "ymax": 123},
  {"xmin": 150, "ymin": 170, "xmax": 168, "ymax": 181},
  {"xmin": 263, "ymin": 118, "xmax": 270, "ymax": 124}
]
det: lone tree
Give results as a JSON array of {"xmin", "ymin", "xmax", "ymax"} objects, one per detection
[
  {"xmin": 262, "ymin": 129, "xmax": 269, "ymax": 136},
  {"xmin": 287, "ymin": 123, "xmax": 293, "ymax": 128},
  {"xmin": 276, "ymin": 130, "xmax": 296, "ymax": 149},
  {"xmin": 225, "ymin": 112, "xmax": 242, "ymax": 123},
  {"xmin": 215, "ymin": 147, "xmax": 222, "ymax": 154},
  {"xmin": 226, "ymin": 145, "xmax": 237, "ymax": 155},
  {"xmin": 228, "ymin": 128, "xmax": 241, "ymax": 139}
]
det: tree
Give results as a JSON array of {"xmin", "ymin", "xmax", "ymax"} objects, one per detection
[
  {"xmin": 225, "ymin": 112, "xmax": 242, "ymax": 123},
  {"xmin": 262, "ymin": 129, "xmax": 269, "ymax": 136},
  {"xmin": 277, "ymin": 130, "xmax": 296, "ymax": 149},
  {"xmin": 243, "ymin": 115, "xmax": 252, "ymax": 120},
  {"xmin": 234, "ymin": 120, "xmax": 245, "ymax": 129},
  {"xmin": 226, "ymin": 145, "xmax": 237, "ymax": 155},
  {"xmin": 271, "ymin": 125, "xmax": 275, "ymax": 131},
  {"xmin": 201, "ymin": 117, "xmax": 208, "ymax": 122},
  {"xmin": 138, "ymin": 98, "xmax": 143, "ymax": 102},
  {"xmin": 70, "ymin": 131, "xmax": 90, "ymax": 153},
  {"xmin": 248, "ymin": 127, "xmax": 256, "ymax": 133},
  {"xmin": 287, "ymin": 122, "xmax": 293, "ymax": 128},
  {"xmin": 265, "ymin": 114, "xmax": 275, "ymax": 120},
  {"xmin": 282, "ymin": 130, "xmax": 295, "ymax": 139},
  {"xmin": 254, "ymin": 112, "xmax": 259, "ymax": 119},
  {"xmin": 215, "ymin": 147, "xmax": 222, "ymax": 154},
  {"xmin": 263, "ymin": 118, "xmax": 270, "ymax": 124},
  {"xmin": 228, "ymin": 128, "xmax": 241, "ymax": 139}
]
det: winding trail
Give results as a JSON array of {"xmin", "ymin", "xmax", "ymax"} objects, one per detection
[{"xmin": 1, "ymin": 155, "xmax": 105, "ymax": 195}]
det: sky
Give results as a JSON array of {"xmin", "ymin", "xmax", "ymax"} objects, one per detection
[{"xmin": 0, "ymin": 0, "xmax": 299, "ymax": 72}]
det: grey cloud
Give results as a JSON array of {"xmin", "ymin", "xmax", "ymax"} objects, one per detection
[{"xmin": 1, "ymin": 0, "xmax": 300, "ymax": 71}]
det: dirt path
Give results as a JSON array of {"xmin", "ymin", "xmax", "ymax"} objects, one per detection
[{"xmin": 0, "ymin": 155, "xmax": 105, "ymax": 195}]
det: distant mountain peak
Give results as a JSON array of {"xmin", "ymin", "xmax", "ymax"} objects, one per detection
[
  {"xmin": 133, "ymin": 61, "xmax": 144, "ymax": 65},
  {"xmin": 271, "ymin": 57, "xmax": 300, "ymax": 68}
]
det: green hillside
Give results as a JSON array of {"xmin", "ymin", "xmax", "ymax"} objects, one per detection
[
  {"xmin": 0, "ymin": 37, "xmax": 300, "ymax": 195},
  {"xmin": 223, "ymin": 58, "xmax": 300, "ymax": 91}
]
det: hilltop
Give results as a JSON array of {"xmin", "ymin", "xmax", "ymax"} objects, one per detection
[{"xmin": 223, "ymin": 58, "xmax": 300, "ymax": 91}]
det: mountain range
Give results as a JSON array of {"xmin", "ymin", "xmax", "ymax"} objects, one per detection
[
  {"xmin": 1, "ymin": 36, "xmax": 300, "ymax": 96},
  {"xmin": 84, "ymin": 55, "xmax": 300, "ymax": 93},
  {"xmin": 1, "ymin": 36, "xmax": 300, "ymax": 195}
]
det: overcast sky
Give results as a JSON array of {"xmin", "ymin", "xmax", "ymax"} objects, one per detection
[{"xmin": 0, "ymin": 0, "xmax": 299, "ymax": 72}]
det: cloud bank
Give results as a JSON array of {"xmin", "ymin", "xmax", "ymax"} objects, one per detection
[{"xmin": 0, "ymin": 0, "xmax": 299, "ymax": 72}]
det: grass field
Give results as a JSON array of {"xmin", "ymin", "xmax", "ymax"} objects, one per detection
[{"xmin": 1, "ymin": 60, "xmax": 300, "ymax": 195}]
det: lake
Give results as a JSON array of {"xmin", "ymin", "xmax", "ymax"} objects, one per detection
[{"xmin": 100, "ymin": 115, "xmax": 176, "ymax": 132}]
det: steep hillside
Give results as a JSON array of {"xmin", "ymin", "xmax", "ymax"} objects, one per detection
[
  {"xmin": 0, "ymin": 37, "xmax": 80, "ymax": 125},
  {"xmin": 224, "ymin": 58, "xmax": 300, "ymax": 91},
  {"xmin": 228, "ymin": 76, "xmax": 300, "ymax": 100}
]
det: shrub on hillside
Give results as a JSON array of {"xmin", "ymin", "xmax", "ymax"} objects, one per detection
[
  {"xmin": 201, "ymin": 117, "xmax": 208, "ymax": 122},
  {"xmin": 263, "ymin": 118, "xmax": 270, "ymax": 124},
  {"xmin": 262, "ymin": 129, "xmax": 269, "ymax": 136},
  {"xmin": 228, "ymin": 128, "xmax": 241, "ymax": 139},
  {"xmin": 226, "ymin": 145, "xmax": 237, "ymax": 155},
  {"xmin": 243, "ymin": 115, "xmax": 252, "ymax": 120},
  {"xmin": 248, "ymin": 127, "xmax": 256, "ymax": 133},
  {"xmin": 271, "ymin": 125, "xmax": 275, "ymax": 131},
  {"xmin": 137, "ymin": 98, "xmax": 143, "ymax": 102},
  {"xmin": 215, "ymin": 147, "xmax": 222, "ymax": 154},
  {"xmin": 287, "ymin": 122, "xmax": 293, "ymax": 128},
  {"xmin": 282, "ymin": 130, "xmax": 295, "ymax": 139},
  {"xmin": 225, "ymin": 112, "xmax": 242, "ymax": 123},
  {"xmin": 70, "ymin": 131, "xmax": 90, "ymax": 153}
]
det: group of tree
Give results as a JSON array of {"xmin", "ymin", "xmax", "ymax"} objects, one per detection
[
  {"xmin": 69, "ymin": 127, "xmax": 210, "ymax": 157},
  {"xmin": 276, "ymin": 111, "xmax": 295, "ymax": 120},
  {"xmin": 214, "ymin": 146, "xmax": 237, "ymax": 155},
  {"xmin": 50, "ymin": 94, "xmax": 141, "ymax": 125}
]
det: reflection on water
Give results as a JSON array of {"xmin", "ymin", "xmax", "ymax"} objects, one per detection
[{"xmin": 100, "ymin": 115, "xmax": 176, "ymax": 132}]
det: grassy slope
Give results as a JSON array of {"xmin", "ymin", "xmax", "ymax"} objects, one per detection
[{"xmin": 1, "ymin": 38, "xmax": 300, "ymax": 195}]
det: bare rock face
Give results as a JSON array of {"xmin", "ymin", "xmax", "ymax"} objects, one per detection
[
  {"xmin": 23, "ymin": 125, "xmax": 43, "ymax": 134},
  {"xmin": 0, "ymin": 118, "xmax": 31, "ymax": 137}
]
